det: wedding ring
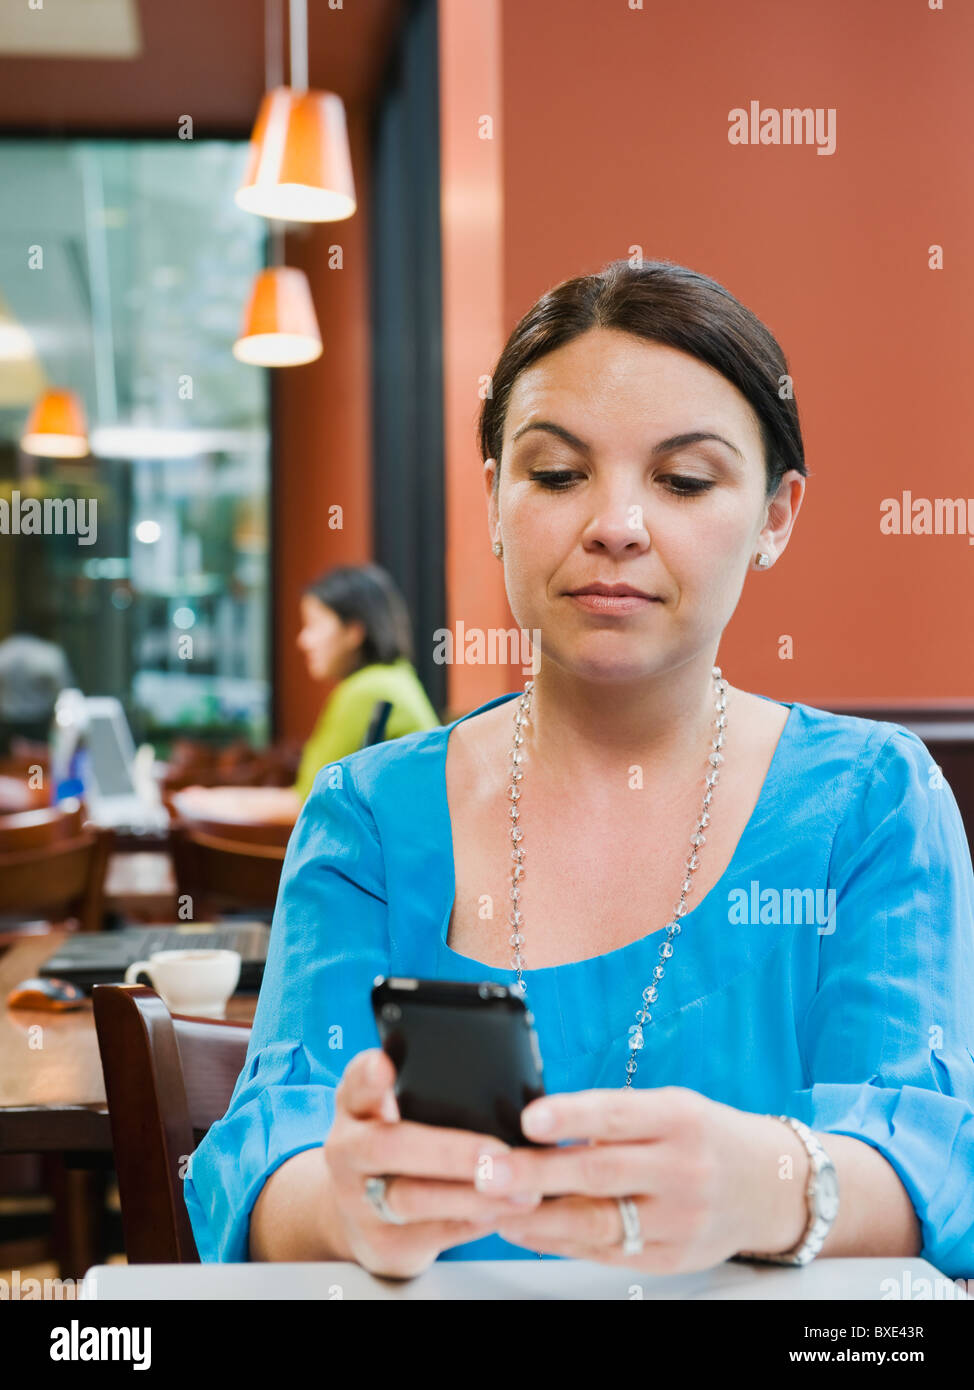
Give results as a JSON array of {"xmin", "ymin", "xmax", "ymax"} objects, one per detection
[
  {"xmin": 616, "ymin": 1196, "xmax": 643, "ymax": 1255},
  {"xmin": 364, "ymin": 1175, "xmax": 407, "ymax": 1225}
]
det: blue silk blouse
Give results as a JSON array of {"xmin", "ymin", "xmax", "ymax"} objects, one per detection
[{"xmin": 184, "ymin": 692, "xmax": 974, "ymax": 1278}]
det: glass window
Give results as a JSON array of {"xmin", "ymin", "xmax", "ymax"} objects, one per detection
[{"xmin": 0, "ymin": 138, "xmax": 270, "ymax": 752}]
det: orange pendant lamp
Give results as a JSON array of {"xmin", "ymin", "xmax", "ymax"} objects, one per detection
[
  {"xmin": 232, "ymin": 264, "xmax": 322, "ymax": 366},
  {"xmin": 20, "ymin": 388, "xmax": 90, "ymax": 458},
  {"xmin": 235, "ymin": 0, "xmax": 356, "ymax": 223},
  {"xmin": 235, "ymin": 87, "xmax": 356, "ymax": 223}
]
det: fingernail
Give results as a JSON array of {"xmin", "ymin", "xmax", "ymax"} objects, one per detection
[
  {"xmin": 507, "ymin": 1192, "xmax": 541, "ymax": 1206},
  {"xmin": 475, "ymin": 1156, "xmax": 511, "ymax": 1191},
  {"xmin": 523, "ymin": 1103, "xmax": 554, "ymax": 1136}
]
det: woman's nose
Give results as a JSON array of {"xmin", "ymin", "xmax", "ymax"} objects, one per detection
[{"xmin": 582, "ymin": 503, "xmax": 652, "ymax": 553}]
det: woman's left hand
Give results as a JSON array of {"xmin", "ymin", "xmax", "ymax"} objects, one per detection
[{"xmin": 481, "ymin": 1086, "xmax": 805, "ymax": 1271}]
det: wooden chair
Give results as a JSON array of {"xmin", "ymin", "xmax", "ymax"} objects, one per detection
[
  {"xmin": 161, "ymin": 738, "xmax": 301, "ymax": 793},
  {"xmin": 0, "ymin": 804, "xmax": 111, "ymax": 934},
  {"xmin": 0, "ymin": 801, "xmax": 85, "ymax": 849},
  {"xmin": 362, "ymin": 698, "xmax": 393, "ymax": 748},
  {"xmin": 168, "ymin": 823, "xmax": 286, "ymax": 919},
  {"xmin": 167, "ymin": 799, "xmax": 293, "ymax": 849},
  {"xmin": 92, "ymin": 983, "xmax": 252, "ymax": 1263}
]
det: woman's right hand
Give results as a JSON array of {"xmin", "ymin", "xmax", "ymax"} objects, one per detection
[{"xmin": 322, "ymin": 1047, "xmax": 542, "ymax": 1278}]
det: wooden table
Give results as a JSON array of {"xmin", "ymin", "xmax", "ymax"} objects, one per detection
[
  {"xmin": 0, "ymin": 929, "xmax": 257, "ymax": 1275},
  {"xmin": 0, "ymin": 930, "xmax": 258, "ymax": 1149}
]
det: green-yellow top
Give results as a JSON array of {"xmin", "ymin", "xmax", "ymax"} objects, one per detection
[{"xmin": 293, "ymin": 657, "xmax": 440, "ymax": 801}]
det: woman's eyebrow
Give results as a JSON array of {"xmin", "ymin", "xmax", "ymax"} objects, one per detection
[{"xmin": 509, "ymin": 420, "xmax": 743, "ymax": 461}]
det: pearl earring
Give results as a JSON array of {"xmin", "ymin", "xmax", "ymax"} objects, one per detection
[
  {"xmin": 755, "ymin": 552, "xmax": 771, "ymax": 568},
  {"xmin": 493, "ymin": 541, "xmax": 503, "ymax": 557}
]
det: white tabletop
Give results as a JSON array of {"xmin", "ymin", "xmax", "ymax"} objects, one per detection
[{"xmin": 80, "ymin": 1256, "xmax": 964, "ymax": 1301}]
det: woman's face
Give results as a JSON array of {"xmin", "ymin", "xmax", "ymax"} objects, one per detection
[
  {"xmin": 485, "ymin": 327, "xmax": 804, "ymax": 685},
  {"xmin": 296, "ymin": 596, "xmax": 363, "ymax": 681}
]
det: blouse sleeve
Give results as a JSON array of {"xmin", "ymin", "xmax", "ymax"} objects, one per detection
[
  {"xmin": 786, "ymin": 724, "xmax": 974, "ymax": 1280},
  {"xmin": 183, "ymin": 758, "xmax": 390, "ymax": 1261}
]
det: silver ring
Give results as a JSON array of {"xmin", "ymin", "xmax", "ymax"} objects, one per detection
[
  {"xmin": 616, "ymin": 1196, "xmax": 643, "ymax": 1255},
  {"xmin": 364, "ymin": 1175, "xmax": 407, "ymax": 1226}
]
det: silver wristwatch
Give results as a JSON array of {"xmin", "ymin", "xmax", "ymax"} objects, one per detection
[{"xmin": 735, "ymin": 1115, "xmax": 840, "ymax": 1266}]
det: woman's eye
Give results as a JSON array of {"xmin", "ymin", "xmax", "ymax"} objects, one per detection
[
  {"xmin": 661, "ymin": 475, "xmax": 714, "ymax": 498},
  {"xmin": 527, "ymin": 470, "xmax": 715, "ymax": 496},
  {"xmin": 529, "ymin": 469, "xmax": 579, "ymax": 490}
]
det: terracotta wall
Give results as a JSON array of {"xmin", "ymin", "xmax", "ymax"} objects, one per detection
[
  {"xmin": 439, "ymin": 0, "xmax": 974, "ymax": 708},
  {"xmin": 437, "ymin": 0, "xmax": 512, "ymax": 718},
  {"xmin": 274, "ymin": 107, "xmax": 374, "ymax": 742}
]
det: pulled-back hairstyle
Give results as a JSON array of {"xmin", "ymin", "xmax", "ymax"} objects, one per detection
[
  {"xmin": 303, "ymin": 563, "xmax": 414, "ymax": 669},
  {"xmin": 478, "ymin": 258, "xmax": 807, "ymax": 502}
]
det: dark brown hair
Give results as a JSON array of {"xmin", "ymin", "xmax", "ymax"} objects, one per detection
[
  {"xmin": 478, "ymin": 258, "xmax": 807, "ymax": 501},
  {"xmin": 303, "ymin": 563, "xmax": 414, "ymax": 669}
]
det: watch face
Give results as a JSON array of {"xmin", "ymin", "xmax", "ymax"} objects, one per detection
[{"xmin": 817, "ymin": 1166, "xmax": 840, "ymax": 1222}]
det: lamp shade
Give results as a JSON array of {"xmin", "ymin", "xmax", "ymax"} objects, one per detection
[
  {"xmin": 232, "ymin": 266, "xmax": 323, "ymax": 367},
  {"xmin": 235, "ymin": 86, "xmax": 357, "ymax": 222},
  {"xmin": 20, "ymin": 389, "xmax": 89, "ymax": 458}
]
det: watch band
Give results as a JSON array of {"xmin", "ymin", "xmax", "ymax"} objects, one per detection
[{"xmin": 734, "ymin": 1114, "xmax": 840, "ymax": 1267}]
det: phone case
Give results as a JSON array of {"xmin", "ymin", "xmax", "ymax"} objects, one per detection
[{"xmin": 371, "ymin": 977, "xmax": 546, "ymax": 1146}]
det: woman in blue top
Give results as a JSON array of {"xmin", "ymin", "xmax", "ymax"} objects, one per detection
[{"xmin": 185, "ymin": 259, "xmax": 974, "ymax": 1281}]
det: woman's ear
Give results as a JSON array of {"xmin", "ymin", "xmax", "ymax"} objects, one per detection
[
  {"xmin": 759, "ymin": 471, "xmax": 806, "ymax": 561},
  {"xmin": 484, "ymin": 457, "xmax": 499, "ymax": 542},
  {"xmin": 346, "ymin": 618, "xmax": 368, "ymax": 652}
]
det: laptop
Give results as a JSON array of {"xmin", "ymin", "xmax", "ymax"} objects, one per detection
[
  {"xmin": 39, "ymin": 920, "xmax": 271, "ymax": 994},
  {"xmin": 53, "ymin": 693, "xmax": 169, "ymax": 834}
]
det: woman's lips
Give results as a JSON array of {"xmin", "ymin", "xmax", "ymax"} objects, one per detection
[{"xmin": 568, "ymin": 593, "xmax": 662, "ymax": 614}]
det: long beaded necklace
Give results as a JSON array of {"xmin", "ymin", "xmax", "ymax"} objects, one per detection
[{"xmin": 505, "ymin": 666, "xmax": 728, "ymax": 1087}]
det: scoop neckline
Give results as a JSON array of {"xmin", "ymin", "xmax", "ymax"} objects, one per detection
[{"xmin": 433, "ymin": 689, "xmax": 798, "ymax": 978}]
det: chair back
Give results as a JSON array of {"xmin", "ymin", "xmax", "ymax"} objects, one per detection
[
  {"xmin": 361, "ymin": 699, "xmax": 393, "ymax": 749},
  {"xmin": 169, "ymin": 823, "xmax": 286, "ymax": 918},
  {"xmin": 92, "ymin": 983, "xmax": 252, "ymax": 1263},
  {"xmin": 0, "ymin": 800, "xmax": 85, "ymax": 850},
  {"xmin": 0, "ymin": 809, "xmax": 111, "ymax": 932},
  {"xmin": 161, "ymin": 739, "xmax": 301, "ymax": 794},
  {"xmin": 168, "ymin": 798, "xmax": 292, "ymax": 848}
]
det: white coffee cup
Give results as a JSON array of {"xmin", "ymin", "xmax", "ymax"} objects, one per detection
[{"xmin": 124, "ymin": 948, "xmax": 241, "ymax": 1017}]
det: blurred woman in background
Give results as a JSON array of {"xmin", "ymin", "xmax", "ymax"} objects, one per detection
[
  {"xmin": 175, "ymin": 563, "xmax": 439, "ymax": 824},
  {"xmin": 291, "ymin": 564, "xmax": 440, "ymax": 798}
]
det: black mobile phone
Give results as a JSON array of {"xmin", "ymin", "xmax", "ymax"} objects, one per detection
[{"xmin": 370, "ymin": 977, "xmax": 546, "ymax": 1147}]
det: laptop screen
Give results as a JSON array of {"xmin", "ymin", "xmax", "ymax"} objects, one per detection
[{"xmin": 85, "ymin": 710, "xmax": 137, "ymax": 797}]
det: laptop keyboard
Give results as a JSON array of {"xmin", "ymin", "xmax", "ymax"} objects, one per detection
[
  {"xmin": 116, "ymin": 926, "xmax": 269, "ymax": 957},
  {"xmin": 39, "ymin": 923, "xmax": 270, "ymax": 982}
]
